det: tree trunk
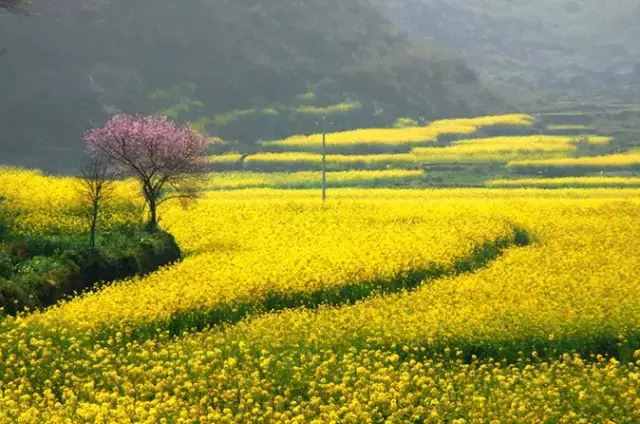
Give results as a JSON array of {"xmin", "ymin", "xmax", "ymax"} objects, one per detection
[
  {"xmin": 89, "ymin": 189, "xmax": 101, "ymax": 249},
  {"xmin": 147, "ymin": 198, "xmax": 158, "ymax": 232},
  {"xmin": 89, "ymin": 212, "xmax": 97, "ymax": 249}
]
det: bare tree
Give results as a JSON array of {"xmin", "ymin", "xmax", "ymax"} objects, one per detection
[{"xmin": 78, "ymin": 156, "xmax": 114, "ymax": 249}]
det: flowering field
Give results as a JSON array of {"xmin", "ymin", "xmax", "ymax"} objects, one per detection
[
  {"xmin": 242, "ymin": 153, "xmax": 421, "ymax": 172},
  {"xmin": 508, "ymin": 149, "xmax": 640, "ymax": 175},
  {"xmin": 0, "ymin": 168, "xmax": 141, "ymax": 235},
  {"xmin": 1, "ymin": 169, "xmax": 640, "ymax": 422},
  {"xmin": 212, "ymin": 132, "xmax": 616, "ymax": 174},
  {"xmin": 202, "ymin": 170, "xmax": 424, "ymax": 190},
  {"xmin": 412, "ymin": 135, "xmax": 611, "ymax": 164},
  {"xmin": 207, "ymin": 112, "xmax": 632, "ymax": 185},
  {"xmin": 487, "ymin": 176, "xmax": 640, "ymax": 188},
  {"xmin": 262, "ymin": 114, "xmax": 534, "ymax": 153}
]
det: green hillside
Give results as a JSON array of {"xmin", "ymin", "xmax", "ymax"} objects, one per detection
[
  {"xmin": 373, "ymin": 0, "xmax": 640, "ymax": 108},
  {"xmin": 0, "ymin": 0, "xmax": 502, "ymax": 172}
]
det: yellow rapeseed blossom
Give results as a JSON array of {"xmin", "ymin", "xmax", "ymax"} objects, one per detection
[
  {"xmin": 0, "ymin": 168, "xmax": 140, "ymax": 234},
  {"xmin": 25, "ymin": 194, "xmax": 514, "ymax": 332},
  {"xmin": 264, "ymin": 113, "xmax": 534, "ymax": 152},
  {"xmin": 242, "ymin": 152, "xmax": 421, "ymax": 171},
  {"xmin": 412, "ymin": 135, "xmax": 611, "ymax": 164},
  {"xmin": 508, "ymin": 149, "xmax": 640, "ymax": 173},
  {"xmin": 487, "ymin": 176, "xmax": 640, "ymax": 188},
  {"xmin": 203, "ymin": 170, "xmax": 424, "ymax": 190},
  {"xmin": 1, "ymin": 167, "xmax": 640, "ymax": 422}
]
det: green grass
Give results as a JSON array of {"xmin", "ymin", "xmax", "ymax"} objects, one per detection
[{"xmin": 0, "ymin": 229, "xmax": 180, "ymax": 315}]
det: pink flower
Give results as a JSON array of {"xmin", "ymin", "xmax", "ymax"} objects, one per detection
[{"xmin": 84, "ymin": 114, "xmax": 209, "ymax": 229}]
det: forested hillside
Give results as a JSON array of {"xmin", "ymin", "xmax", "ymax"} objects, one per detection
[
  {"xmin": 373, "ymin": 0, "xmax": 640, "ymax": 108},
  {"xmin": 0, "ymin": 0, "xmax": 502, "ymax": 172}
]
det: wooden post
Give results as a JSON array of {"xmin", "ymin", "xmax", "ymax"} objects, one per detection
[{"xmin": 322, "ymin": 129, "xmax": 327, "ymax": 203}]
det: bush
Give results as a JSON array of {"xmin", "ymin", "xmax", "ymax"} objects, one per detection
[
  {"xmin": 0, "ymin": 198, "xmax": 19, "ymax": 239},
  {"xmin": 0, "ymin": 278, "xmax": 34, "ymax": 316},
  {"xmin": 0, "ymin": 251, "xmax": 13, "ymax": 279},
  {"xmin": 0, "ymin": 229, "xmax": 181, "ymax": 314}
]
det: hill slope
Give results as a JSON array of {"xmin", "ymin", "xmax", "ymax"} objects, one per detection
[
  {"xmin": 0, "ymin": 0, "xmax": 502, "ymax": 172},
  {"xmin": 373, "ymin": 0, "xmax": 640, "ymax": 108}
]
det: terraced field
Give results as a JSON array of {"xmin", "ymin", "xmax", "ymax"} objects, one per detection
[
  {"xmin": 202, "ymin": 170, "xmax": 425, "ymax": 190},
  {"xmin": 1, "ymin": 168, "xmax": 640, "ymax": 422},
  {"xmin": 413, "ymin": 135, "xmax": 611, "ymax": 165},
  {"xmin": 261, "ymin": 114, "xmax": 534, "ymax": 154},
  {"xmin": 209, "ymin": 111, "xmax": 640, "ymax": 189},
  {"xmin": 508, "ymin": 149, "xmax": 640, "ymax": 176},
  {"xmin": 487, "ymin": 176, "xmax": 640, "ymax": 188}
]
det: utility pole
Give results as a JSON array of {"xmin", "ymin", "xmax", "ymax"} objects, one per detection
[{"xmin": 322, "ymin": 126, "xmax": 327, "ymax": 203}]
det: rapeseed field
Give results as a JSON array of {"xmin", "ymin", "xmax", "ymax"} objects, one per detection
[{"xmin": 1, "ymin": 168, "xmax": 639, "ymax": 423}]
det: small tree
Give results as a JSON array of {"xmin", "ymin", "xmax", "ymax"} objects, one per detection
[
  {"xmin": 77, "ymin": 156, "xmax": 114, "ymax": 249},
  {"xmin": 84, "ymin": 114, "xmax": 208, "ymax": 231}
]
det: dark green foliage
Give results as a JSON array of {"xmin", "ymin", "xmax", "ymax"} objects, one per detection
[
  {"xmin": 509, "ymin": 164, "xmax": 640, "ymax": 177},
  {"xmin": 0, "ymin": 230, "xmax": 180, "ymax": 315},
  {"xmin": 0, "ymin": 197, "xmax": 18, "ymax": 239},
  {"xmin": 0, "ymin": 0, "xmax": 502, "ymax": 173},
  {"xmin": 0, "ymin": 251, "xmax": 13, "ymax": 278},
  {"xmin": 0, "ymin": 278, "xmax": 31, "ymax": 315}
]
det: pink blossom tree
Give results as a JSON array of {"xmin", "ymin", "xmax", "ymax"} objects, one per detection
[{"xmin": 84, "ymin": 114, "xmax": 209, "ymax": 231}]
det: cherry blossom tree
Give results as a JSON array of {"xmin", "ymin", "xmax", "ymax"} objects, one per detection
[{"xmin": 84, "ymin": 114, "xmax": 209, "ymax": 231}]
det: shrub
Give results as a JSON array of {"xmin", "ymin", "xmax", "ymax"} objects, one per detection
[
  {"xmin": 0, "ymin": 251, "xmax": 13, "ymax": 279},
  {"xmin": 0, "ymin": 198, "xmax": 19, "ymax": 238},
  {"xmin": 0, "ymin": 229, "xmax": 181, "ymax": 314}
]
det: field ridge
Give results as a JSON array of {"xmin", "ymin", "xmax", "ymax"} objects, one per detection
[{"xmin": 127, "ymin": 226, "xmax": 532, "ymax": 341}]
